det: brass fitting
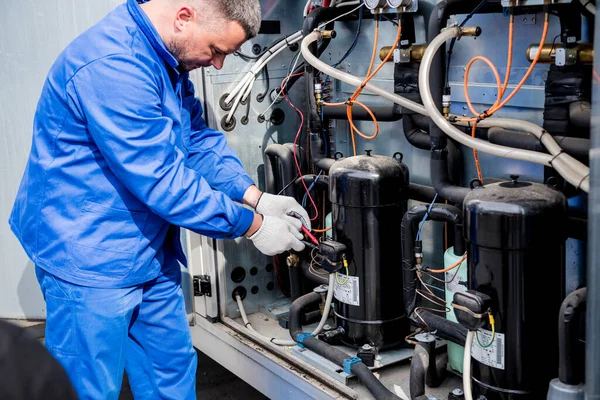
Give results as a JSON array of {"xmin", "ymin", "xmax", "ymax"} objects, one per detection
[
  {"xmin": 526, "ymin": 43, "xmax": 593, "ymax": 65},
  {"xmin": 443, "ymin": 106, "xmax": 451, "ymax": 118},
  {"xmin": 320, "ymin": 30, "xmax": 337, "ymax": 40},
  {"xmin": 286, "ymin": 253, "xmax": 300, "ymax": 268},
  {"xmin": 460, "ymin": 27, "xmax": 482, "ymax": 37},
  {"xmin": 379, "ymin": 44, "xmax": 427, "ymax": 63}
]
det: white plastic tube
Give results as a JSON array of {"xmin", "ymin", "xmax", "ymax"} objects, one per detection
[
  {"xmin": 301, "ymin": 31, "xmax": 428, "ymax": 115},
  {"xmin": 464, "ymin": 331, "xmax": 475, "ymax": 400},
  {"xmin": 420, "ymin": 27, "xmax": 590, "ymax": 192},
  {"xmin": 225, "ymin": 33, "xmax": 304, "ymax": 123},
  {"xmin": 225, "ymin": 31, "xmax": 303, "ymax": 105},
  {"xmin": 236, "ymin": 273, "xmax": 336, "ymax": 346},
  {"xmin": 301, "ymin": 22, "xmax": 589, "ymax": 191},
  {"xmin": 579, "ymin": 0, "xmax": 596, "ymax": 15}
]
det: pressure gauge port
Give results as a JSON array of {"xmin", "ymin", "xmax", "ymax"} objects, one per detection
[{"xmin": 364, "ymin": 0, "xmax": 387, "ymax": 9}]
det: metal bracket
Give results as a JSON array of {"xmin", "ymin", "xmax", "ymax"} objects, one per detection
[{"xmin": 193, "ymin": 275, "xmax": 212, "ymax": 297}]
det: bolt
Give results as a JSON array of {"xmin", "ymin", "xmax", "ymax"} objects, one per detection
[
  {"xmin": 362, "ymin": 344, "xmax": 373, "ymax": 351},
  {"xmin": 323, "ymin": 324, "xmax": 332, "ymax": 331},
  {"xmin": 452, "ymin": 389, "xmax": 464, "ymax": 395}
]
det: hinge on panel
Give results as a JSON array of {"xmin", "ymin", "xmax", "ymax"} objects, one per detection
[{"xmin": 193, "ymin": 275, "xmax": 212, "ymax": 297}]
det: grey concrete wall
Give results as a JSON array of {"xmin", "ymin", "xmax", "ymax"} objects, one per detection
[{"xmin": 0, "ymin": 0, "xmax": 123, "ymax": 318}]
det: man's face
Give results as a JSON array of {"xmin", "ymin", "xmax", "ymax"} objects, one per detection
[{"xmin": 167, "ymin": 9, "xmax": 247, "ymax": 72}]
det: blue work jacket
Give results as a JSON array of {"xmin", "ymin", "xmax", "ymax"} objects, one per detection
[{"xmin": 9, "ymin": 0, "xmax": 255, "ymax": 288}]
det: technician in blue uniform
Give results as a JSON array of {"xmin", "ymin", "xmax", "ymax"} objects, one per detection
[{"xmin": 9, "ymin": 0, "xmax": 310, "ymax": 398}]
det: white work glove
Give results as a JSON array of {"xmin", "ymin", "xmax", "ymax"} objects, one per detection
[
  {"xmin": 249, "ymin": 215, "xmax": 305, "ymax": 256},
  {"xmin": 255, "ymin": 193, "xmax": 311, "ymax": 231}
]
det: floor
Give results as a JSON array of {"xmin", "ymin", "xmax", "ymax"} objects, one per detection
[{"xmin": 119, "ymin": 348, "xmax": 268, "ymax": 400}]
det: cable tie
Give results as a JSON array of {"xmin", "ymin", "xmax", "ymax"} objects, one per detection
[
  {"xmin": 452, "ymin": 303, "xmax": 487, "ymax": 319},
  {"xmin": 538, "ymin": 129, "xmax": 549, "ymax": 144},
  {"xmin": 577, "ymin": 173, "xmax": 590, "ymax": 191},
  {"xmin": 548, "ymin": 150, "xmax": 565, "ymax": 166},
  {"xmin": 245, "ymin": 322, "xmax": 251, "ymax": 328}
]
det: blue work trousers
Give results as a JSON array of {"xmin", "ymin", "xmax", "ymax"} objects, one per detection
[{"xmin": 36, "ymin": 265, "xmax": 197, "ymax": 400}]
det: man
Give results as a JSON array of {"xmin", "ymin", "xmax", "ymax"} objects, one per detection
[{"xmin": 9, "ymin": 0, "xmax": 309, "ymax": 398}]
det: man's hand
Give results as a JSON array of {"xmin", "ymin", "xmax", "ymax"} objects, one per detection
[
  {"xmin": 247, "ymin": 215, "xmax": 305, "ymax": 256},
  {"xmin": 243, "ymin": 186, "xmax": 311, "ymax": 231},
  {"xmin": 255, "ymin": 193, "xmax": 311, "ymax": 231}
]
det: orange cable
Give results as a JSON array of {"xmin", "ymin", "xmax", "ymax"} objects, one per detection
[
  {"xmin": 489, "ymin": 13, "xmax": 548, "ymax": 114},
  {"xmin": 427, "ymin": 253, "xmax": 467, "ymax": 274},
  {"xmin": 347, "ymin": 18, "xmax": 402, "ymax": 155},
  {"xmin": 322, "ymin": 17, "xmax": 402, "ymax": 156},
  {"xmin": 464, "ymin": 56, "xmax": 503, "ymax": 117}
]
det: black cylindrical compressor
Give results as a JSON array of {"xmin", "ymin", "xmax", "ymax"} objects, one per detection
[
  {"xmin": 463, "ymin": 179, "xmax": 567, "ymax": 399},
  {"xmin": 329, "ymin": 152, "xmax": 410, "ymax": 349}
]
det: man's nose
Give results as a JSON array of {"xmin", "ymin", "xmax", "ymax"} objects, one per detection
[{"xmin": 211, "ymin": 55, "xmax": 225, "ymax": 70}]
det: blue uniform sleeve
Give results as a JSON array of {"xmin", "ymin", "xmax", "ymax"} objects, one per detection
[
  {"xmin": 67, "ymin": 54, "xmax": 254, "ymax": 239},
  {"xmin": 181, "ymin": 77, "xmax": 254, "ymax": 202}
]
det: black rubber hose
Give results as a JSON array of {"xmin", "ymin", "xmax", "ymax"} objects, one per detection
[
  {"xmin": 407, "ymin": 183, "xmax": 442, "ymax": 204},
  {"xmin": 410, "ymin": 310, "xmax": 467, "ymax": 346},
  {"xmin": 430, "ymin": 149, "xmax": 470, "ymax": 205},
  {"xmin": 410, "ymin": 343, "xmax": 430, "ymax": 400},
  {"xmin": 295, "ymin": 174, "xmax": 330, "ymax": 189},
  {"xmin": 302, "ymin": 6, "xmax": 353, "ymax": 134},
  {"xmin": 301, "ymin": 260, "xmax": 329, "ymax": 285},
  {"xmin": 559, "ymin": 287, "xmax": 587, "ymax": 385},
  {"xmin": 351, "ymin": 362, "xmax": 401, "ymax": 400},
  {"xmin": 409, "ymin": 340, "xmax": 447, "ymax": 399},
  {"xmin": 298, "ymin": 338, "xmax": 402, "ymax": 399},
  {"xmin": 569, "ymin": 101, "xmax": 591, "ymax": 130},
  {"xmin": 427, "ymin": 0, "xmax": 483, "ymax": 205},
  {"xmin": 288, "ymin": 293, "xmax": 401, "ymax": 399},
  {"xmin": 288, "ymin": 291, "xmax": 322, "ymax": 340},
  {"xmin": 403, "ymin": 114, "xmax": 430, "ymax": 150},
  {"xmin": 487, "ymin": 127, "xmax": 590, "ymax": 164},
  {"xmin": 264, "ymin": 144, "xmax": 297, "ymax": 197},
  {"xmin": 310, "ymin": 133, "xmax": 336, "ymax": 171},
  {"xmin": 323, "ymin": 105, "xmax": 402, "ymax": 122},
  {"xmin": 401, "ymin": 204, "xmax": 464, "ymax": 316}
]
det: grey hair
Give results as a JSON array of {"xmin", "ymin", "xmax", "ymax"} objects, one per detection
[{"xmin": 192, "ymin": 0, "xmax": 261, "ymax": 39}]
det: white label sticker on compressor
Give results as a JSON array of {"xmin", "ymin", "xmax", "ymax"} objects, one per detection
[
  {"xmin": 471, "ymin": 329, "xmax": 505, "ymax": 370},
  {"xmin": 334, "ymin": 275, "xmax": 360, "ymax": 306}
]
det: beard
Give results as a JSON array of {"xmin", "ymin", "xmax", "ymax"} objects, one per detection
[{"xmin": 166, "ymin": 38, "xmax": 196, "ymax": 73}]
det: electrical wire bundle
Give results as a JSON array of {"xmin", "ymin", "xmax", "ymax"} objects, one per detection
[{"xmin": 224, "ymin": 1, "xmax": 365, "ymax": 126}]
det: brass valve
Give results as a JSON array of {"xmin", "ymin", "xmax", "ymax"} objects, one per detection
[
  {"xmin": 379, "ymin": 44, "xmax": 427, "ymax": 63},
  {"xmin": 526, "ymin": 43, "xmax": 593, "ymax": 66}
]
